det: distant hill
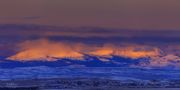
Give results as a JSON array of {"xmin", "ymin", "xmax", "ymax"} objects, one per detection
[{"xmin": 0, "ymin": 56, "xmax": 147, "ymax": 68}]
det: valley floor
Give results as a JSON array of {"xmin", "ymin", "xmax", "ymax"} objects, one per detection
[
  {"xmin": 0, "ymin": 67, "xmax": 180, "ymax": 89},
  {"xmin": 0, "ymin": 78, "xmax": 180, "ymax": 89}
]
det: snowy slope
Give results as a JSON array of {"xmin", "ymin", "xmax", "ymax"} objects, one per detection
[{"xmin": 0, "ymin": 66, "xmax": 180, "ymax": 80}]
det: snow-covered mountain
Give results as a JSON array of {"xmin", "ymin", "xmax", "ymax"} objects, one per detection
[
  {"xmin": 0, "ymin": 55, "xmax": 147, "ymax": 68},
  {"xmin": 0, "ymin": 55, "xmax": 179, "ymax": 69}
]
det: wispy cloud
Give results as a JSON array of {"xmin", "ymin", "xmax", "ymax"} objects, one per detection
[
  {"xmin": 0, "ymin": 24, "xmax": 179, "ymax": 43},
  {"xmin": 6, "ymin": 39, "xmax": 180, "ymax": 68},
  {"xmin": 0, "ymin": 16, "xmax": 41, "ymax": 20},
  {"xmin": 0, "ymin": 24, "xmax": 179, "ymax": 68}
]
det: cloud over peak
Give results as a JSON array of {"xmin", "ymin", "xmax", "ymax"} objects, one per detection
[
  {"xmin": 7, "ymin": 39, "xmax": 84, "ymax": 61},
  {"xmin": 4, "ymin": 38, "xmax": 179, "ymax": 68},
  {"xmin": 8, "ymin": 39, "xmax": 162, "ymax": 61}
]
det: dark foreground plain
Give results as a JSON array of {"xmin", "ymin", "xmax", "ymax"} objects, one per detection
[
  {"xmin": 0, "ymin": 88, "xmax": 179, "ymax": 90},
  {"xmin": 0, "ymin": 78, "xmax": 180, "ymax": 90},
  {"xmin": 0, "ymin": 67, "xmax": 180, "ymax": 90}
]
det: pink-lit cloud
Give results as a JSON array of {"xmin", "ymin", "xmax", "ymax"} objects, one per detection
[
  {"xmin": 8, "ymin": 39, "xmax": 162, "ymax": 61},
  {"xmin": 6, "ymin": 39, "xmax": 180, "ymax": 68},
  {"xmin": 7, "ymin": 39, "xmax": 85, "ymax": 61}
]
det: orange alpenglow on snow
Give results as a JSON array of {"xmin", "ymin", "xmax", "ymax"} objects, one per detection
[
  {"xmin": 8, "ymin": 39, "xmax": 161, "ymax": 61},
  {"xmin": 7, "ymin": 39, "xmax": 84, "ymax": 61}
]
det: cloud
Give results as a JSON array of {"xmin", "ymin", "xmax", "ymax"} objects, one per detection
[
  {"xmin": 89, "ymin": 44, "xmax": 160, "ymax": 59},
  {"xmin": 7, "ymin": 39, "xmax": 84, "ymax": 61},
  {"xmin": 6, "ymin": 38, "xmax": 180, "ymax": 68},
  {"xmin": 0, "ymin": 23, "xmax": 177, "ymax": 68},
  {"xmin": 0, "ymin": 16, "xmax": 41, "ymax": 20},
  {"xmin": 150, "ymin": 54, "xmax": 180, "ymax": 67},
  {"xmin": 114, "ymin": 46, "xmax": 160, "ymax": 59},
  {"xmin": 0, "ymin": 24, "xmax": 179, "ymax": 40},
  {"xmin": 7, "ymin": 39, "xmax": 160, "ymax": 61}
]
